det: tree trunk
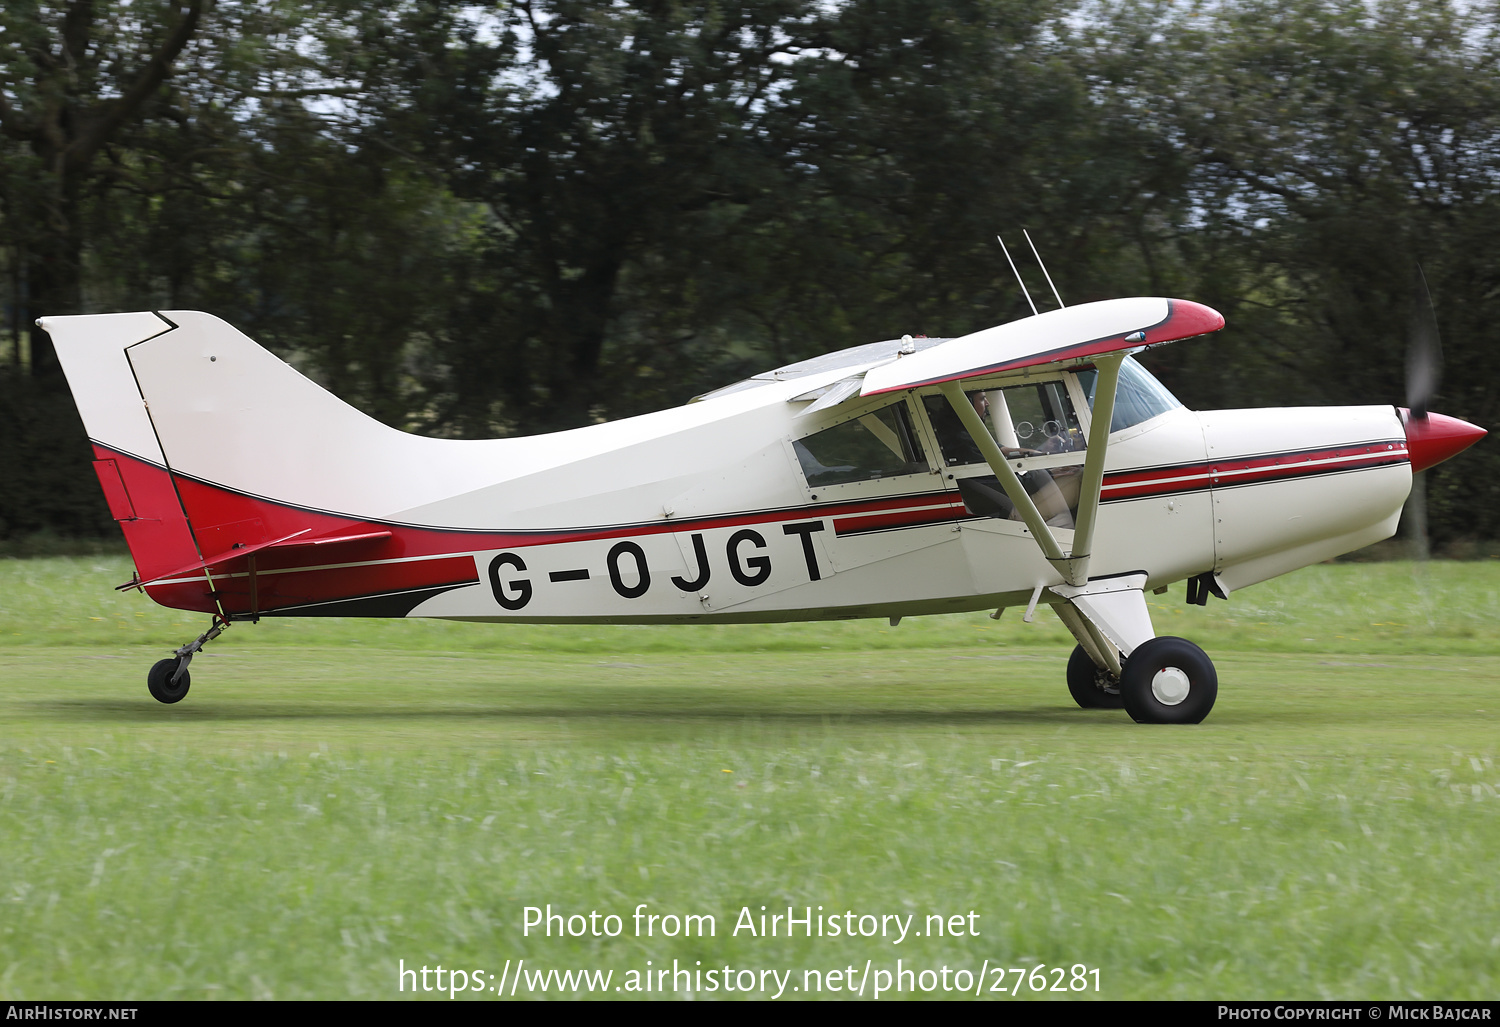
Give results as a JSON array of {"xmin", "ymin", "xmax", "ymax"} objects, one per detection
[
  {"xmin": 0, "ymin": 0, "xmax": 206, "ymax": 382},
  {"xmin": 8, "ymin": 244, "xmax": 26, "ymax": 371},
  {"xmin": 1405, "ymin": 471, "xmax": 1430, "ymax": 560},
  {"xmin": 25, "ymin": 199, "xmax": 84, "ymax": 383}
]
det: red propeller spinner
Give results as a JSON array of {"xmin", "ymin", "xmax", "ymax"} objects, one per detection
[{"xmin": 1400, "ymin": 409, "xmax": 1487, "ymax": 473}]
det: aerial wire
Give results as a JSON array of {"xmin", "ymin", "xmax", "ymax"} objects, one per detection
[
  {"xmin": 997, "ymin": 235, "xmax": 1039, "ymax": 316},
  {"xmin": 1024, "ymin": 229, "xmax": 1065, "ymax": 308}
]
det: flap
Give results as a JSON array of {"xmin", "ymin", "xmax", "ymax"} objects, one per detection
[
  {"xmin": 860, "ymin": 297, "xmax": 1223, "ymax": 397},
  {"xmin": 790, "ymin": 374, "xmax": 865, "ymax": 415}
]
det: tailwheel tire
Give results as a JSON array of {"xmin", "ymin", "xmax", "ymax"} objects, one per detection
[
  {"xmin": 1120, "ymin": 636, "xmax": 1216, "ymax": 724},
  {"xmin": 147, "ymin": 658, "xmax": 191, "ymax": 704},
  {"xmin": 1066, "ymin": 644, "xmax": 1123, "ymax": 709}
]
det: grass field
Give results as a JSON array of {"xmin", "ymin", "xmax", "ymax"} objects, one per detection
[{"xmin": 1, "ymin": 556, "xmax": 1498, "ymax": 1000}]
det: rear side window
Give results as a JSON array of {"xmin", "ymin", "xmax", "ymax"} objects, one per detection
[{"xmin": 794, "ymin": 403, "xmax": 928, "ymax": 486}]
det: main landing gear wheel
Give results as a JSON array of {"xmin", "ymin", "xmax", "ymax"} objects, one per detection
[
  {"xmin": 1066, "ymin": 644, "xmax": 1123, "ymax": 709},
  {"xmin": 1119, "ymin": 636, "xmax": 1216, "ymax": 724},
  {"xmin": 147, "ymin": 658, "xmax": 191, "ymax": 704}
]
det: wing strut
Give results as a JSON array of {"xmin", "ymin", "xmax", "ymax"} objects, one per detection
[
  {"xmin": 938, "ymin": 351, "xmax": 1124, "ymax": 587},
  {"xmin": 1064, "ymin": 352, "xmax": 1124, "ymax": 580}
]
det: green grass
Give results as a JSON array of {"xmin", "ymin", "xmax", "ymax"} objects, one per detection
[{"xmin": 1, "ymin": 557, "xmax": 1498, "ymax": 1000}]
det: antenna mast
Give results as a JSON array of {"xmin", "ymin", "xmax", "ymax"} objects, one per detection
[
  {"xmin": 997, "ymin": 235, "xmax": 1039, "ymax": 316},
  {"xmin": 1024, "ymin": 229, "xmax": 1065, "ymax": 308}
]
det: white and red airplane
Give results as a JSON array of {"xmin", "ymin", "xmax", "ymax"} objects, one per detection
[{"xmin": 42, "ymin": 295, "xmax": 1484, "ymax": 722}]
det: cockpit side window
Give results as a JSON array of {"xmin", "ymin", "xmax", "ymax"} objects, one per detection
[
  {"xmin": 917, "ymin": 381, "xmax": 1085, "ymax": 530},
  {"xmin": 921, "ymin": 380, "xmax": 1086, "ymax": 467},
  {"xmin": 1076, "ymin": 356, "xmax": 1183, "ymax": 433},
  {"xmin": 793, "ymin": 401, "xmax": 929, "ymax": 487}
]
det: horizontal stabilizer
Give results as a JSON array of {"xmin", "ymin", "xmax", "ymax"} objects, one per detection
[
  {"xmin": 119, "ymin": 527, "xmax": 394, "ymax": 590},
  {"xmin": 274, "ymin": 529, "xmax": 394, "ymax": 550},
  {"xmin": 122, "ymin": 529, "xmax": 313, "ymax": 589},
  {"xmin": 861, "ymin": 297, "xmax": 1223, "ymax": 397}
]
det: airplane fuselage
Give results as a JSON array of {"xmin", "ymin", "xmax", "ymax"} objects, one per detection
[{"xmin": 78, "ymin": 312, "xmax": 1412, "ymax": 624}]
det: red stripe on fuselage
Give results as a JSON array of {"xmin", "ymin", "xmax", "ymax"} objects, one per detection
[
  {"xmin": 1208, "ymin": 442, "xmax": 1409, "ymax": 485},
  {"xmin": 832, "ymin": 498, "xmax": 968, "ymax": 535},
  {"xmin": 95, "ymin": 436, "xmax": 1410, "ymax": 617},
  {"xmin": 1099, "ymin": 442, "xmax": 1408, "ymax": 502}
]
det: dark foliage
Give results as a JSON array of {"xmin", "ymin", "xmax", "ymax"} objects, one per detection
[{"xmin": 1, "ymin": 0, "xmax": 1495, "ymax": 547}]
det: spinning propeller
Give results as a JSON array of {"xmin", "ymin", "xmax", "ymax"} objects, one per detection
[
  {"xmin": 1400, "ymin": 267, "xmax": 1484, "ymax": 473},
  {"xmin": 1406, "ymin": 267, "xmax": 1443, "ymax": 423}
]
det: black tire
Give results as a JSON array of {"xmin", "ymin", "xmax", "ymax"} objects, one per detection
[
  {"xmin": 1066, "ymin": 644, "xmax": 1124, "ymax": 709},
  {"xmin": 147, "ymin": 658, "xmax": 191, "ymax": 704},
  {"xmin": 1120, "ymin": 636, "xmax": 1216, "ymax": 724}
]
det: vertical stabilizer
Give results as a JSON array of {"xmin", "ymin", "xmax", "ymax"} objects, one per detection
[
  {"xmin": 45, "ymin": 311, "xmax": 173, "ymax": 463},
  {"xmin": 41, "ymin": 312, "xmax": 214, "ymax": 611}
]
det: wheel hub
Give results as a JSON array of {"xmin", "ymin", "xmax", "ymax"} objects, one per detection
[{"xmin": 1150, "ymin": 666, "xmax": 1191, "ymax": 706}]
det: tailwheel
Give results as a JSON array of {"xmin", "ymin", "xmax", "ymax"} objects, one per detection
[
  {"xmin": 147, "ymin": 658, "xmax": 191, "ymax": 704},
  {"xmin": 1066, "ymin": 644, "xmax": 1123, "ymax": 709},
  {"xmin": 1120, "ymin": 636, "xmax": 1217, "ymax": 724},
  {"xmin": 146, "ymin": 616, "xmax": 229, "ymax": 705}
]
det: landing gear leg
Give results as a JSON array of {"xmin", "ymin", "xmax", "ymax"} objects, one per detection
[
  {"xmin": 1049, "ymin": 573, "xmax": 1219, "ymax": 723},
  {"xmin": 147, "ymin": 616, "xmax": 229, "ymax": 704}
]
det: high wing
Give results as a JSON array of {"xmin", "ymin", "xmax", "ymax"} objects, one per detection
[
  {"xmin": 858, "ymin": 297, "xmax": 1226, "ymax": 678},
  {"xmin": 860, "ymin": 297, "xmax": 1223, "ymax": 397}
]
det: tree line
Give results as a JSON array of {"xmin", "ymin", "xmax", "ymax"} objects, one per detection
[{"xmin": 2, "ymin": 0, "xmax": 1497, "ymax": 550}]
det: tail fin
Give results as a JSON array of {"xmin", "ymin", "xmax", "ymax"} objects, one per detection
[
  {"xmin": 43, "ymin": 312, "xmax": 214, "ymax": 611},
  {"xmin": 43, "ymin": 310, "xmax": 488, "ymax": 617}
]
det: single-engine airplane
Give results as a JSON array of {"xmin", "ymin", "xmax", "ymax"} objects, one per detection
[{"xmin": 42, "ymin": 292, "xmax": 1485, "ymax": 722}]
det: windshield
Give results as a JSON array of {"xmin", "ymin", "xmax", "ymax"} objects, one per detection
[{"xmin": 1076, "ymin": 356, "xmax": 1182, "ymax": 432}]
